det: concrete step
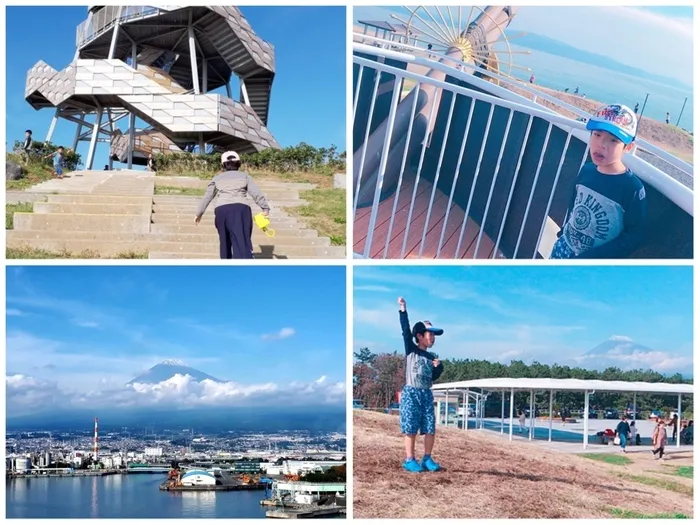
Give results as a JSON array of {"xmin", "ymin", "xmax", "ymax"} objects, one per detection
[
  {"xmin": 7, "ymin": 237, "xmax": 346, "ymax": 259},
  {"xmin": 8, "ymin": 229, "xmax": 328, "ymax": 245},
  {"xmin": 34, "ymin": 202, "xmax": 152, "ymax": 215},
  {"xmin": 151, "ymin": 205, "xmax": 293, "ymax": 218},
  {"xmin": 149, "ymin": 223, "xmax": 304, "ymax": 235},
  {"xmin": 46, "ymin": 195, "xmax": 154, "ymax": 205},
  {"xmin": 148, "ymin": 252, "xmax": 329, "ymax": 259},
  {"xmin": 13, "ymin": 213, "xmax": 151, "ymax": 234},
  {"xmin": 154, "ymin": 176, "xmax": 315, "ymax": 191},
  {"xmin": 150, "ymin": 216, "xmax": 301, "ymax": 227}
]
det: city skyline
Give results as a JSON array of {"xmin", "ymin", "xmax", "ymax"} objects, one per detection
[{"xmin": 6, "ymin": 266, "xmax": 346, "ymax": 418}]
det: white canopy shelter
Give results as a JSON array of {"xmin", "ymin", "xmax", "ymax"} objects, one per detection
[{"xmin": 432, "ymin": 378, "xmax": 693, "ymax": 450}]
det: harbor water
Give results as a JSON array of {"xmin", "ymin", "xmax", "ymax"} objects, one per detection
[{"xmin": 6, "ymin": 474, "xmax": 267, "ymax": 519}]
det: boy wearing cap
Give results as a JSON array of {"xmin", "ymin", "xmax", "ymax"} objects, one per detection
[
  {"xmin": 550, "ymin": 104, "xmax": 647, "ymax": 259},
  {"xmin": 397, "ymin": 297, "xmax": 444, "ymax": 473},
  {"xmin": 195, "ymin": 151, "xmax": 270, "ymax": 259}
]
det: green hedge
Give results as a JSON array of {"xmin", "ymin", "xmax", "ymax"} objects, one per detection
[
  {"xmin": 13, "ymin": 140, "xmax": 82, "ymax": 171},
  {"xmin": 154, "ymin": 143, "xmax": 346, "ymax": 175}
]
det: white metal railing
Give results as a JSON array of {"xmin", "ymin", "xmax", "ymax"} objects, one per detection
[
  {"xmin": 353, "ymin": 42, "xmax": 693, "ymax": 260},
  {"xmin": 353, "ymin": 34, "xmax": 694, "ymax": 180},
  {"xmin": 76, "ymin": 6, "xmax": 161, "ymax": 49}
]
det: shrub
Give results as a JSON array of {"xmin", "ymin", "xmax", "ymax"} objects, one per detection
[
  {"xmin": 154, "ymin": 143, "xmax": 346, "ymax": 175},
  {"xmin": 12, "ymin": 140, "xmax": 82, "ymax": 171}
]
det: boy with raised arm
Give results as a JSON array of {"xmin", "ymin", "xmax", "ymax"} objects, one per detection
[{"xmin": 397, "ymin": 297, "xmax": 444, "ymax": 472}]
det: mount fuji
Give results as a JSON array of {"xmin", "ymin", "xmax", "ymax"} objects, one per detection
[{"xmin": 126, "ymin": 360, "xmax": 222, "ymax": 386}]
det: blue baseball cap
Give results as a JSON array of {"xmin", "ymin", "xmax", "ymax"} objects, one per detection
[
  {"xmin": 412, "ymin": 321, "xmax": 444, "ymax": 338},
  {"xmin": 586, "ymin": 104, "xmax": 638, "ymax": 145}
]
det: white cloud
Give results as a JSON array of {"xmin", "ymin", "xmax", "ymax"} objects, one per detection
[
  {"xmin": 6, "ymin": 373, "xmax": 345, "ymax": 417},
  {"xmin": 6, "ymin": 309, "xmax": 24, "ymax": 316},
  {"xmin": 72, "ymin": 319, "xmax": 99, "ymax": 328},
  {"xmin": 353, "ymin": 6, "xmax": 693, "ymax": 85},
  {"xmin": 261, "ymin": 327, "xmax": 296, "ymax": 340},
  {"xmin": 355, "ymin": 285, "xmax": 394, "ymax": 293},
  {"xmin": 610, "ymin": 335, "xmax": 634, "ymax": 342},
  {"xmin": 575, "ymin": 349, "xmax": 692, "ymax": 372}
]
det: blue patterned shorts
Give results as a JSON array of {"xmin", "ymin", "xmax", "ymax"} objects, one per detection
[
  {"xmin": 399, "ymin": 385, "xmax": 435, "ymax": 435},
  {"xmin": 550, "ymin": 237, "xmax": 576, "ymax": 259}
]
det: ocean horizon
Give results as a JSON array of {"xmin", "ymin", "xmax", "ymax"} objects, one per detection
[{"xmin": 507, "ymin": 44, "xmax": 694, "ymax": 132}]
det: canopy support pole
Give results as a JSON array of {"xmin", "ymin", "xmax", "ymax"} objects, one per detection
[
  {"xmin": 500, "ymin": 390, "xmax": 505, "ymax": 434},
  {"xmin": 583, "ymin": 390, "xmax": 590, "ymax": 450},
  {"xmin": 677, "ymin": 394, "xmax": 682, "ymax": 448},
  {"xmin": 509, "ymin": 388, "xmax": 514, "ymax": 441},
  {"xmin": 548, "ymin": 390, "xmax": 553, "ymax": 442},
  {"xmin": 529, "ymin": 389, "xmax": 534, "ymax": 441}
]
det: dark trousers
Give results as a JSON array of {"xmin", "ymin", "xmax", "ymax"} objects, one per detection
[
  {"xmin": 214, "ymin": 203, "xmax": 254, "ymax": 259},
  {"xmin": 652, "ymin": 446, "xmax": 665, "ymax": 458}
]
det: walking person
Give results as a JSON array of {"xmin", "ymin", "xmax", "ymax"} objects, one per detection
[
  {"xmin": 194, "ymin": 151, "xmax": 270, "ymax": 259},
  {"xmin": 652, "ymin": 418, "xmax": 668, "ymax": 460},
  {"xmin": 518, "ymin": 410, "xmax": 526, "ymax": 434},
  {"xmin": 21, "ymin": 129, "xmax": 33, "ymax": 161},
  {"xmin": 616, "ymin": 415, "xmax": 631, "ymax": 453},
  {"xmin": 669, "ymin": 413, "xmax": 679, "ymax": 442},
  {"xmin": 634, "ymin": 102, "xmax": 639, "ymax": 114},
  {"xmin": 666, "ymin": 112, "xmax": 670, "ymax": 124}
]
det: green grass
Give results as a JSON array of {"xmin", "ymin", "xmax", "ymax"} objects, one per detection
[
  {"xmin": 608, "ymin": 508, "xmax": 690, "ymax": 519},
  {"xmin": 580, "ymin": 453, "xmax": 632, "ymax": 466},
  {"xmin": 617, "ymin": 473, "xmax": 693, "ymax": 496},
  {"xmin": 289, "ymin": 188, "xmax": 346, "ymax": 246},
  {"xmin": 6, "ymin": 154, "xmax": 56, "ymax": 190},
  {"xmin": 154, "ymin": 185, "xmax": 205, "ymax": 196},
  {"xmin": 7, "ymin": 247, "xmax": 147, "ymax": 259},
  {"xmin": 663, "ymin": 465, "xmax": 694, "ymax": 479},
  {"xmin": 6, "ymin": 202, "xmax": 33, "ymax": 229}
]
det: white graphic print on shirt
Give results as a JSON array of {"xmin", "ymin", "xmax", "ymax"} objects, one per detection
[{"xmin": 563, "ymin": 184, "xmax": 624, "ymax": 255}]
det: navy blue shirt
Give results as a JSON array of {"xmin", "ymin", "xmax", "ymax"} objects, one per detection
[
  {"xmin": 400, "ymin": 310, "xmax": 443, "ymax": 389},
  {"xmin": 554, "ymin": 162, "xmax": 647, "ymax": 258},
  {"xmin": 616, "ymin": 420, "xmax": 630, "ymax": 436}
]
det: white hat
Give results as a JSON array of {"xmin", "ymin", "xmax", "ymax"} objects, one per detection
[
  {"xmin": 221, "ymin": 151, "xmax": 240, "ymax": 164},
  {"xmin": 586, "ymin": 104, "xmax": 638, "ymax": 144}
]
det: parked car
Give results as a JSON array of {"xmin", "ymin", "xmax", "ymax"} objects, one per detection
[
  {"xmin": 604, "ymin": 408, "xmax": 619, "ymax": 420},
  {"xmin": 649, "ymin": 410, "xmax": 664, "ymax": 419},
  {"xmin": 353, "ymin": 399, "xmax": 365, "ymax": 410}
]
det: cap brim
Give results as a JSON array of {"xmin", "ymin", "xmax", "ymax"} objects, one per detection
[
  {"xmin": 426, "ymin": 327, "xmax": 443, "ymax": 336},
  {"xmin": 586, "ymin": 120, "xmax": 634, "ymax": 145}
]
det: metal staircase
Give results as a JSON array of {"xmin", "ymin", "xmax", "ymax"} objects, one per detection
[{"xmin": 26, "ymin": 6, "xmax": 279, "ymax": 169}]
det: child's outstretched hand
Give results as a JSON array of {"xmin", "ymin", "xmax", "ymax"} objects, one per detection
[{"xmin": 398, "ymin": 297, "xmax": 406, "ymax": 311}]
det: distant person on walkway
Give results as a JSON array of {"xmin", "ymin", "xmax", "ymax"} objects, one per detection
[
  {"xmin": 629, "ymin": 420, "xmax": 638, "ymax": 445},
  {"xmin": 564, "ymin": 88, "xmax": 570, "ymax": 93},
  {"xmin": 397, "ymin": 296, "xmax": 444, "ymax": 473},
  {"xmin": 652, "ymin": 418, "xmax": 668, "ymax": 459},
  {"xmin": 518, "ymin": 410, "xmax": 526, "ymax": 434},
  {"xmin": 669, "ymin": 413, "xmax": 679, "ymax": 442},
  {"xmin": 616, "ymin": 415, "xmax": 631, "ymax": 453},
  {"xmin": 194, "ymin": 151, "xmax": 270, "ymax": 259},
  {"xmin": 666, "ymin": 112, "xmax": 671, "ymax": 124},
  {"xmin": 574, "ymin": 85, "xmax": 579, "ymax": 94},
  {"xmin": 634, "ymin": 102, "xmax": 639, "ymax": 114},
  {"xmin": 550, "ymin": 104, "xmax": 646, "ymax": 259},
  {"xmin": 44, "ymin": 146, "xmax": 69, "ymax": 179},
  {"xmin": 529, "ymin": 74, "xmax": 535, "ymax": 84},
  {"xmin": 21, "ymin": 130, "xmax": 32, "ymax": 161},
  {"xmin": 147, "ymin": 153, "xmax": 155, "ymax": 172}
]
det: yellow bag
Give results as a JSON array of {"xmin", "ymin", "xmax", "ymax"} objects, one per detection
[{"xmin": 254, "ymin": 213, "xmax": 275, "ymax": 238}]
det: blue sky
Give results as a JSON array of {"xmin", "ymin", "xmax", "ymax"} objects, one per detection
[
  {"xmin": 354, "ymin": 266, "xmax": 693, "ymax": 374},
  {"xmin": 6, "ymin": 6, "xmax": 346, "ymax": 169},
  {"xmin": 353, "ymin": 6, "xmax": 693, "ymax": 86},
  {"xmin": 6, "ymin": 266, "xmax": 346, "ymax": 414}
]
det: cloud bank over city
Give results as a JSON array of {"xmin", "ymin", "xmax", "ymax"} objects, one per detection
[{"xmin": 6, "ymin": 267, "xmax": 347, "ymax": 418}]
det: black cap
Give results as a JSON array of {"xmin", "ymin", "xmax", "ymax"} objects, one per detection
[{"xmin": 412, "ymin": 321, "xmax": 444, "ymax": 338}]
